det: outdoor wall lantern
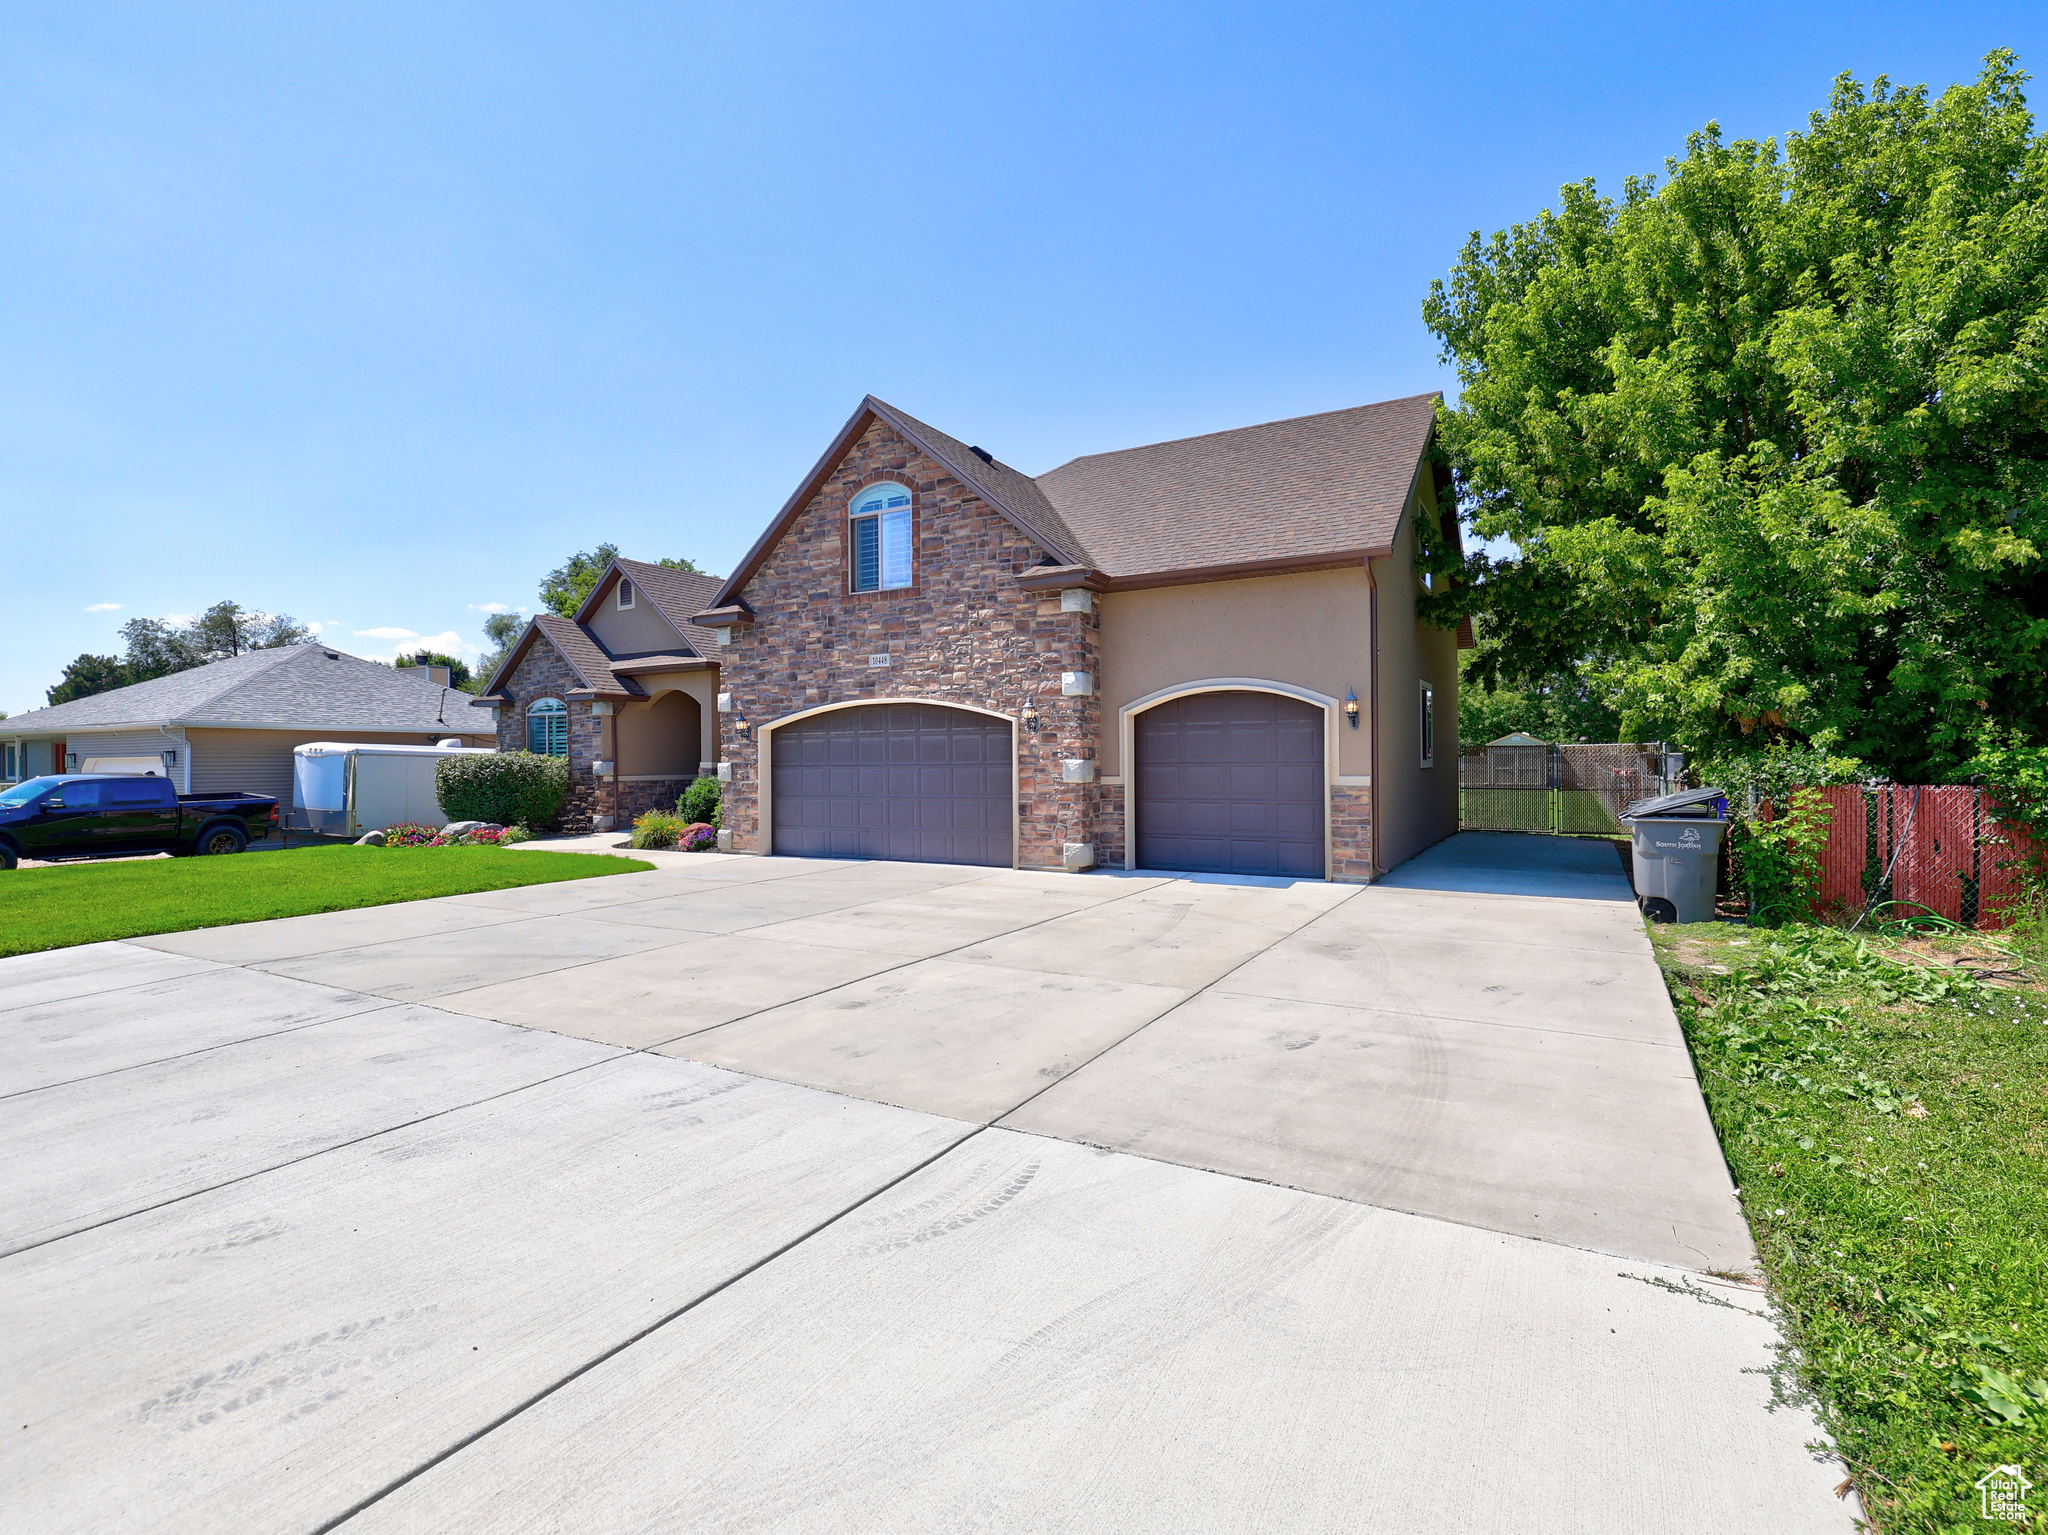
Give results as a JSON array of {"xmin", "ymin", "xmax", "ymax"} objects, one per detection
[
  {"xmin": 1020, "ymin": 701, "xmax": 1040, "ymax": 732},
  {"xmin": 1344, "ymin": 689, "xmax": 1360, "ymax": 729}
]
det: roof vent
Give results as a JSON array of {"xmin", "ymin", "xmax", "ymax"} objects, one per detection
[
  {"xmin": 969, "ymin": 445, "xmax": 994, "ymax": 464},
  {"xmin": 323, "ymin": 650, "xmax": 339, "ymax": 660}
]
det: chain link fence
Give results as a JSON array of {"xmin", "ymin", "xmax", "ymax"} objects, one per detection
[
  {"xmin": 1788, "ymin": 783, "xmax": 2042, "ymax": 930},
  {"xmin": 1459, "ymin": 743, "xmax": 1680, "ymax": 837}
]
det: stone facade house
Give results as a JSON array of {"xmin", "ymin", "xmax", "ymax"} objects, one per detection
[
  {"xmin": 690, "ymin": 393, "xmax": 1468, "ymax": 881},
  {"xmin": 472, "ymin": 559, "xmax": 725, "ymax": 831}
]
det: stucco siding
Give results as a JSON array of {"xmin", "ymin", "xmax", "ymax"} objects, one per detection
[
  {"xmin": 1096, "ymin": 568, "xmax": 1372, "ymax": 779},
  {"xmin": 585, "ymin": 593, "xmax": 688, "ymax": 656},
  {"xmin": 1369, "ymin": 497, "xmax": 1461, "ymax": 874},
  {"xmin": 616, "ymin": 691, "xmax": 703, "ymax": 778},
  {"xmin": 635, "ymin": 670, "xmax": 720, "ymax": 766}
]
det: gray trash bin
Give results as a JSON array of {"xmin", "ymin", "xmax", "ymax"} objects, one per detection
[{"xmin": 1621, "ymin": 787, "xmax": 1728, "ymax": 924}]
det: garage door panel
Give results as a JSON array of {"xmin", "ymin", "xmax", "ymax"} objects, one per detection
[
  {"xmin": 773, "ymin": 706, "xmax": 1012, "ymax": 866},
  {"xmin": 1275, "ymin": 763, "xmax": 1322, "ymax": 796},
  {"xmin": 1136, "ymin": 691, "xmax": 1325, "ymax": 878},
  {"xmin": 1275, "ymin": 803, "xmax": 1322, "ymax": 838}
]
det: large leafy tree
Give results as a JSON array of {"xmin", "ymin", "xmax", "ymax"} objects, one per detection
[
  {"xmin": 474, "ymin": 611, "xmax": 524, "ymax": 689},
  {"xmin": 43, "ymin": 602, "xmax": 314, "ymax": 704},
  {"xmin": 185, "ymin": 600, "xmax": 310, "ymax": 659},
  {"xmin": 1426, "ymin": 53, "xmax": 2048, "ymax": 781},
  {"xmin": 46, "ymin": 655, "xmax": 131, "ymax": 706}
]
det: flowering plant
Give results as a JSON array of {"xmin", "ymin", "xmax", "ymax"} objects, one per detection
[
  {"xmin": 681, "ymin": 821, "xmax": 718, "ymax": 852},
  {"xmin": 383, "ymin": 822, "xmax": 440, "ymax": 847}
]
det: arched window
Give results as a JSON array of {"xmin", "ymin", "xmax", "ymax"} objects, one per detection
[
  {"xmin": 527, "ymin": 698, "xmax": 568, "ymax": 756},
  {"xmin": 849, "ymin": 482, "xmax": 912, "ymax": 592}
]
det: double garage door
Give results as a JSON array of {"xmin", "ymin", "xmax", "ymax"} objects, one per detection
[
  {"xmin": 767, "ymin": 691, "xmax": 1324, "ymax": 878},
  {"xmin": 771, "ymin": 704, "xmax": 1012, "ymax": 866}
]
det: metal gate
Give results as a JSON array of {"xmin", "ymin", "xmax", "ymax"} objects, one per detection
[{"xmin": 1459, "ymin": 743, "xmax": 1679, "ymax": 836}]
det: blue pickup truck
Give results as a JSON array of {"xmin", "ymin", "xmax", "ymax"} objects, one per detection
[{"xmin": 0, "ymin": 774, "xmax": 280, "ymax": 870}]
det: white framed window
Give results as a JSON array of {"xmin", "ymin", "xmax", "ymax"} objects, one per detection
[
  {"xmin": 1419, "ymin": 682, "xmax": 1435, "ymax": 768},
  {"xmin": 849, "ymin": 482, "xmax": 912, "ymax": 592},
  {"xmin": 527, "ymin": 697, "xmax": 569, "ymax": 756},
  {"xmin": 617, "ymin": 578, "xmax": 635, "ymax": 609}
]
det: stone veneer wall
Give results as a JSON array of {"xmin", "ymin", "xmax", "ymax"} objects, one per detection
[
  {"xmin": 1096, "ymin": 781, "xmax": 1127, "ymax": 870},
  {"xmin": 614, "ymin": 777, "xmax": 696, "ymax": 825},
  {"xmin": 1329, "ymin": 783, "xmax": 1375, "ymax": 882},
  {"xmin": 489, "ymin": 640, "xmax": 603, "ymax": 833},
  {"xmin": 716, "ymin": 418, "xmax": 1102, "ymax": 869}
]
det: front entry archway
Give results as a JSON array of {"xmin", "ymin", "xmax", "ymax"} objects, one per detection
[
  {"xmin": 1133, "ymin": 689, "xmax": 1325, "ymax": 877},
  {"xmin": 768, "ymin": 702, "xmax": 1013, "ymax": 865}
]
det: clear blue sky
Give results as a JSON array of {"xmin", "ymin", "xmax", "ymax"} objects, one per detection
[{"xmin": 5, "ymin": 2, "xmax": 2043, "ymax": 715}]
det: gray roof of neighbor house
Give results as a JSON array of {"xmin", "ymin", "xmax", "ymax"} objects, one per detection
[
  {"xmin": 3, "ymin": 645, "xmax": 480, "ymax": 735},
  {"xmin": 711, "ymin": 391, "xmax": 1442, "ymax": 605}
]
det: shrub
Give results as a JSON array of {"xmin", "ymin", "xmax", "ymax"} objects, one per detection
[
  {"xmin": 680, "ymin": 821, "xmax": 717, "ymax": 852},
  {"xmin": 436, "ymin": 750, "xmax": 570, "ymax": 830},
  {"xmin": 630, "ymin": 810, "xmax": 687, "ymax": 849},
  {"xmin": 1955, "ymin": 745, "xmax": 2048, "ymax": 895},
  {"xmin": 1730, "ymin": 788, "xmax": 1833, "ymax": 926},
  {"xmin": 678, "ymin": 776, "xmax": 721, "ymax": 827},
  {"xmin": 383, "ymin": 822, "xmax": 440, "ymax": 848},
  {"xmin": 500, "ymin": 824, "xmax": 532, "ymax": 845}
]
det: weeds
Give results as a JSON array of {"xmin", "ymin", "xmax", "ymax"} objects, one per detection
[{"xmin": 1657, "ymin": 920, "xmax": 2048, "ymax": 1531}]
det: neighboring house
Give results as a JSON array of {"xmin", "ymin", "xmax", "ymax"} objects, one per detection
[
  {"xmin": 471, "ymin": 558, "xmax": 725, "ymax": 830},
  {"xmin": 688, "ymin": 392, "xmax": 1469, "ymax": 881},
  {"xmin": 0, "ymin": 646, "xmax": 495, "ymax": 803}
]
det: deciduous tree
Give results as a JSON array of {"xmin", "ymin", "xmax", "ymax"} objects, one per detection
[{"xmin": 1426, "ymin": 52, "xmax": 2048, "ymax": 781}]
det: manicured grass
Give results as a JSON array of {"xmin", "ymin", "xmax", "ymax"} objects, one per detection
[
  {"xmin": 0, "ymin": 845, "xmax": 657, "ymax": 957},
  {"xmin": 1652, "ymin": 916, "xmax": 2048, "ymax": 1532}
]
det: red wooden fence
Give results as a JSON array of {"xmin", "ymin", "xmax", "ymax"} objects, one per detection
[{"xmin": 1792, "ymin": 784, "xmax": 2043, "ymax": 929}]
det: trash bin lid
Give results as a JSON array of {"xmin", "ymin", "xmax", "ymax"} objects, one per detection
[{"xmin": 1623, "ymin": 786, "xmax": 1728, "ymax": 819}]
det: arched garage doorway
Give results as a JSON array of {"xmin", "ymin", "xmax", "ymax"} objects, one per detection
[
  {"xmin": 768, "ymin": 702, "xmax": 1013, "ymax": 866},
  {"xmin": 1133, "ymin": 689, "xmax": 1326, "ymax": 877}
]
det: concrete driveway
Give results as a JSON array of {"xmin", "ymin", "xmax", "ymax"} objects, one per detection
[{"xmin": 2, "ymin": 833, "xmax": 1853, "ymax": 1533}]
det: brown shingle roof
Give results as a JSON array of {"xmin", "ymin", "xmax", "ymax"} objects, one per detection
[
  {"xmin": 710, "ymin": 397, "xmax": 1089, "ymax": 607},
  {"xmin": 866, "ymin": 400, "xmax": 1086, "ymax": 563},
  {"xmin": 473, "ymin": 613, "xmax": 648, "ymax": 701},
  {"xmin": 1034, "ymin": 393, "xmax": 1440, "ymax": 582},
  {"xmin": 712, "ymin": 391, "xmax": 1442, "ymax": 606}
]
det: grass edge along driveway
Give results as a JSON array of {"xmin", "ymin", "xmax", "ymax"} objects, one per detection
[
  {"xmin": 1653, "ymin": 918, "xmax": 2048, "ymax": 1534},
  {"xmin": 0, "ymin": 846, "xmax": 656, "ymax": 958}
]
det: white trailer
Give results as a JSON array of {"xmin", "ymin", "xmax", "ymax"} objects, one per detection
[{"xmin": 291, "ymin": 741, "xmax": 496, "ymax": 838}]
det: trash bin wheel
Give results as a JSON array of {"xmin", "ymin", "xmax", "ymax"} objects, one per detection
[{"xmin": 1640, "ymin": 896, "xmax": 1679, "ymax": 924}]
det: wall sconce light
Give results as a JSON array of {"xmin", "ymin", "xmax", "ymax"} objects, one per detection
[
  {"xmin": 1021, "ymin": 701, "xmax": 1040, "ymax": 732},
  {"xmin": 1344, "ymin": 689, "xmax": 1360, "ymax": 730}
]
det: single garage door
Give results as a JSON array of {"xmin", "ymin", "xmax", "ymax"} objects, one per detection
[
  {"xmin": 771, "ymin": 703, "xmax": 1012, "ymax": 865},
  {"xmin": 1134, "ymin": 690, "xmax": 1324, "ymax": 877}
]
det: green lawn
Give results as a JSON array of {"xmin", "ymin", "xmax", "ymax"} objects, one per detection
[
  {"xmin": 0, "ymin": 845, "xmax": 656, "ymax": 957},
  {"xmin": 1652, "ymin": 917, "xmax": 2048, "ymax": 1532}
]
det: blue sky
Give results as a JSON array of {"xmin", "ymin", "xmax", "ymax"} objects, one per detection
[{"xmin": 4, "ymin": 2, "xmax": 2043, "ymax": 715}]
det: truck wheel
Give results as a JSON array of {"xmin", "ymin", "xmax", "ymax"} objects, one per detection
[
  {"xmin": 0, "ymin": 845, "xmax": 15, "ymax": 871},
  {"xmin": 201, "ymin": 824, "xmax": 248, "ymax": 857}
]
